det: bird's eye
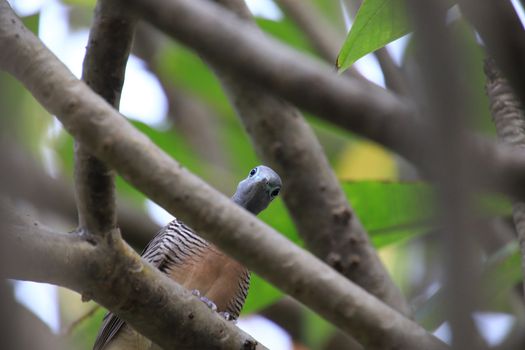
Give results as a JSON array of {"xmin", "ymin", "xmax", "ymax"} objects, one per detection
[
  {"xmin": 249, "ymin": 167, "xmax": 257, "ymax": 177},
  {"xmin": 270, "ymin": 188, "xmax": 280, "ymax": 198}
]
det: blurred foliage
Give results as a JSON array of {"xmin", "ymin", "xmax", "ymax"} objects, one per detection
[
  {"xmin": 3, "ymin": 1, "xmax": 523, "ymax": 349},
  {"xmin": 416, "ymin": 241, "xmax": 522, "ymax": 330}
]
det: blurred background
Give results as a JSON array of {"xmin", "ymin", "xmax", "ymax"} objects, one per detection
[{"xmin": 3, "ymin": 0, "xmax": 525, "ymax": 348}]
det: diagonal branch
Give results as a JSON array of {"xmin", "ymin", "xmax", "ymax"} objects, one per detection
[
  {"xmin": 74, "ymin": 0, "xmax": 136, "ymax": 236},
  {"xmin": 0, "ymin": 4, "xmax": 445, "ymax": 348},
  {"xmin": 125, "ymin": 0, "xmax": 525, "ymax": 201},
  {"xmin": 1, "ymin": 205, "xmax": 264, "ymax": 350},
  {"xmin": 211, "ymin": 0, "xmax": 410, "ymax": 316},
  {"xmin": 485, "ymin": 58, "xmax": 525, "ymax": 298}
]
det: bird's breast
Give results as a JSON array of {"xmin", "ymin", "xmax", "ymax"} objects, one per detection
[{"xmin": 166, "ymin": 244, "xmax": 249, "ymax": 314}]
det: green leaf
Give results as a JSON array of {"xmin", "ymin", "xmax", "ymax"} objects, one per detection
[
  {"xmin": 336, "ymin": 0, "xmax": 409, "ymax": 71},
  {"xmin": 62, "ymin": 0, "xmax": 96, "ymax": 7},
  {"xmin": 21, "ymin": 13, "xmax": 39, "ymax": 35},
  {"xmin": 256, "ymin": 16, "xmax": 314, "ymax": 55},
  {"xmin": 343, "ymin": 181, "xmax": 432, "ymax": 247}
]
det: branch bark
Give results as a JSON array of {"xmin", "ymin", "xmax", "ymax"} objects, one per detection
[
  {"xmin": 485, "ymin": 58, "xmax": 525, "ymax": 298},
  {"xmin": 210, "ymin": 0, "xmax": 410, "ymax": 317},
  {"xmin": 1, "ymin": 205, "xmax": 264, "ymax": 350},
  {"xmin": 0, "ymin": 4, "xmax": 446, "ymax": 348},
  {"xmin": 458, "ymin": 0, "xmax": 525, "ymax": 106},
  {"xmin": 408, "ymin": 1, "xmax": 484, "ymax": 348},
  {"xmin": 124, "ymin": 0, "xmax": 525, "ymax": 201},
  {"xmin": 75, "ymin": 0, "xmax": 135, "ymax": 236}
]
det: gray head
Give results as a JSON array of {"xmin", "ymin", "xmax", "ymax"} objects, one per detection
[{"xmin": 232, "ymin": 165, "xmax": 282, "ymax": 215}]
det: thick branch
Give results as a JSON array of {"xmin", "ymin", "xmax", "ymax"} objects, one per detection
[
  {"xmin": 458, "ymin": 0, "xmax": 525, "ymax": 106},
  {"xmin": 409, "ymin": 1, "xmax": 483, "ymax": 348},
  {"xmin": 212, "ymin": 0, "xmax": 410, "ymax": 316},
  {"xmin": 1, "ymin": 206, "xmax": 263, "ymax": 349},
  {"xmin": 0, "ymin": 4, "xmax": 445, "ymax": 348},
  {"xmin": 485, "ymin": 58, "xmax": 525, "ymax": 297},
  {"xmin": 75, "ymin": 0, "xmax": 135, "ymax": 235},
  {"xmin": 123, "ymin": 0, "xmax": 525, "ymax": 200}
]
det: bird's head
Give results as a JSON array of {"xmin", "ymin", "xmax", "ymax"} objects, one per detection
[{"xmin": 232, "ymin": 165, "xmax": 282, "ymax": 215}]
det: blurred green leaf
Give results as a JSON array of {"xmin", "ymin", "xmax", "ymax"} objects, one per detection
[
  {"xmin": 21, "ymin": 13, "xmax": 39, "ymax": 35},
  {"xmin": 337, "ymin": 0, "xmax": 409, "ymax": 71},
  {"xmin": 256, "ymin": 16, "xmax": 314, "ymax": 54},
  {"xmin": 310, "ymin": 0, "xmax": 346, "ymax": 31},
  {"xmin": 304, "ymin": 306, "xmax": 336, "ymax": 348},
  {"xmin": 0, "ymin": 71, "xmax": 53, "ymax": 158},
  {"xmin": 157, "ymin": 43, "xmax": 233, "ymax": 117},
  {"xmin": 243, "ymin": 273, "xmax": 283, "ymax": 314},
  {"xmin": 68, "ymin": 307, "xmax": 106, "ymax": 350},
  {"xmin": 62, "ymin": 0, "xmax": 95, "ymax": 7},
  {"xmin": 343, "ymin": 181, "xmax": 432, "ymax": 247}
]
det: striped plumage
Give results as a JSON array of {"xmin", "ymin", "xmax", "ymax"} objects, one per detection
[
  {"xmin": 93, "ymin": 166, "xmax": 282, "ymax": 350},
  {"xmin": 145, "ymin": 219, "xmax": 251, "ymax": 318}
]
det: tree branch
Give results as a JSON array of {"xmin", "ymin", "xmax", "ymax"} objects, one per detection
[
  {"xmin": 124, "ymin": 0, "xmax": 525, "ymax": 201},
  {"xmin": 458, "ymin": 0, "xmax": 525, "ymax": 106},
  {"xmin": 485, "ymin": 58, "xmax": 525, "ymax": 298},
  {"xmin": 0, "ymin": 139, "xmax": 158, "ymax": 248},
  {"xmin": 211, "ymin": 0, "xmax": 410, "ymax": 317},
  {"xmin": 408, "ymin": 1, "xmax": 484, "ymax": 348},
  {"xmin": 75, "ymin": 0, "xmax": 136, "ymax": 236},
  {"xmin": 275, "ymin": 0, "xmax": 364, "ymax": 80},
  {"xmin": 1, "ymin": 205, "xmax": 264, "ymax": 349},
  {"xmin": 0, "ymin": 4, "xmax": 446, "ymax": 348}
]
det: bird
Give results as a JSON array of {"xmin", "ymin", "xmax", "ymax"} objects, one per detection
[{"xmin": 93, "ymin": 165, "xmax": 282, "ymax": 350}]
